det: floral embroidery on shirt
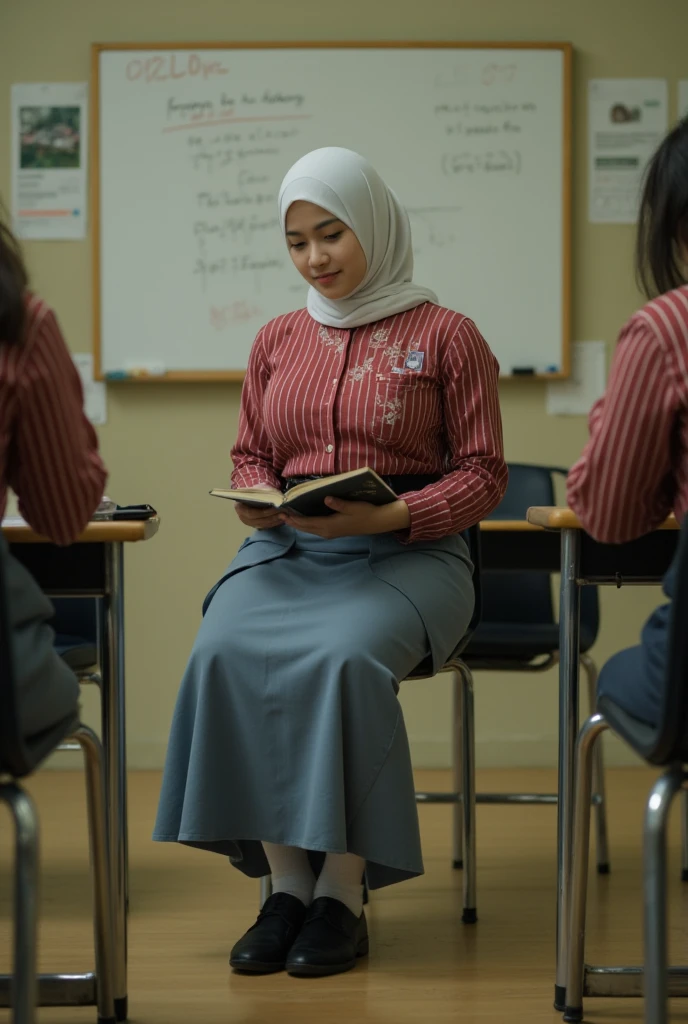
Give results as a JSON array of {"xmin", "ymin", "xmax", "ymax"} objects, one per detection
[
  {"xmin": 347, "ymin": 357, "xmax": 374, "ymax": 382},
  {"xmin": 370, "ymin": 327, "xmax": 391, "ymax": 347},
  {"xmin": 383, "ymin": 340, "xmax": 408, "ymax": 367},
  {"xmin": 318, "ymin": 324, "xmax": 346, "ymax": 354},
  {"xmin": 375, "ymin": 392, "xmax": 404, "ymax": 427}
]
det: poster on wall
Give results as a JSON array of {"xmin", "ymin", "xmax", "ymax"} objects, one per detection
[
  {"xmin": 11, "ymin": 82, "xmax": 88, "ymax": 240},
  {"xmin": 588, "ymin": 79, "xmax": 668, "ymax": 224},
  {"xmin": 679, "ymin": 81, "xmax": 688, "ymax": 120}
]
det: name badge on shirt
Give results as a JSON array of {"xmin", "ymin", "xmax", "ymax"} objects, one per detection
[{"xmin": 404, "ymin": 350, "xmax": 424, "ymax": 372}]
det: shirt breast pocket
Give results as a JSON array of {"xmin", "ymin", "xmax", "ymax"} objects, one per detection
[{"xmin": 371, "ymin": 374, "xmax": 439, "ymax": 447}]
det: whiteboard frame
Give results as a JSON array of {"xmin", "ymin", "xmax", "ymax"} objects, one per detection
[{"xmin": 92, "ymin": 41, "xmax": 572, "ymax": 382}]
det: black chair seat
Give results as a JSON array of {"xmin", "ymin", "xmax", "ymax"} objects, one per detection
[
  {"xmin": 54, "ymin": 634, "xmax": 98, "ymax": 672},
  {"xmin": 464, "ymin": 619, "xmax": 597, "ymax": 663}
]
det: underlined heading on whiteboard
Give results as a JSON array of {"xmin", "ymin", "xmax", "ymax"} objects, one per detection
[{"xmin": 163, "ymin": 114, "xmax": 312, "ymax": 134}]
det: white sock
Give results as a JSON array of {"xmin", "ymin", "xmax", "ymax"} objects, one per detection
[
  {"xmin": 312, "ymin": 852, "xmax": 366, "ymax": 918},
  {"xmin": 262, "ymin": 842, "xmax": 315, "ymax": 908}
]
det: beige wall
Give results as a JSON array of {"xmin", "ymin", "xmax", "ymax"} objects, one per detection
[{"xmin": 2, "ymin": 0, "xmax": 685, "ymax": 770}]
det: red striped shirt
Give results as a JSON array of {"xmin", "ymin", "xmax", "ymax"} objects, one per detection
[
  {"xmin": 567, "ymin": 285, "xmax": 688, "ymax": 543},
  {"xmin": 0, "ymin": 295, "xmax": 107, "ymax": 545},
  {"xmin": 231, "ymin": 303, "xmax": 507, "ymax": 541}
]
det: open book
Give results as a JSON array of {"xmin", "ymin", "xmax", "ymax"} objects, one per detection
[{"xmin": 210, "ymin": 467, "xmax": 397, "ymax": 518}]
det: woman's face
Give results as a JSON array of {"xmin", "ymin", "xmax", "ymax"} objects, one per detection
[{"xmin": 285, "ymin": 201, "xmax": 367, "ymax": 300}]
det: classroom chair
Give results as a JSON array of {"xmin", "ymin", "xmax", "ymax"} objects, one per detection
[
  {"xmin": 0, "ymin": 539, "xmax": 116, "ymax": 1024},
  {"xmin": 438, "ymin": 463, "xmax": 610, "ymax": 873},
  {"xmin": 260, "ymin": 524, "xmax": 483, "ymax": 922},
  {"xmin": 565, "ymin": 519, "xmax": 688, "ymax": 1024}
]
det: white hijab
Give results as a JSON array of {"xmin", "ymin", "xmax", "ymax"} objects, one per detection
[{"xmin": 278, "ymin": 147, "xmax": 438, "ymax": 329}]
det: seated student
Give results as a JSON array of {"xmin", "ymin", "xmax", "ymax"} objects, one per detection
[
  {"xmin": 0, "ymin": 210, "xmax": 107, "ymax": 739},
  {"xmin": 154, "ymin": 148, "xmax": 507, "ymax": 977},
  {"xmin": 567, "ymin": 116, "xmax": 688, "ymax": 726}
]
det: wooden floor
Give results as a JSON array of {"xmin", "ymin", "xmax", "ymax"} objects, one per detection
[{"xmin": 2, "ymin": 767, "xmax": 688, "ymax": 1023}]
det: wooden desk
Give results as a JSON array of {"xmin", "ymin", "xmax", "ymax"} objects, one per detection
[
  {"xmin": 525, "ymin": 505, "xmax": 679, "ymax": 1011},
  {"xmin": 528, "ymin": 507, "xmax": 678, "ymax": 532},
  {"xmin": 479, "ymin": 519, "xmax": 544, "ymax": 531},
  {"xmin": 3, "ymin": 518, "xmax": 160, "ymax": 544},
  {"xmin": 1, "ymin": 517, "xmax": 160, "ymax": 1021}
]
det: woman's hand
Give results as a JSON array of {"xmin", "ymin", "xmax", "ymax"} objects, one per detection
[
  {"xmin": 280, "ymin": 498, "xmax": 411, "ymax": 539},
  {"xmin": 235, "ymin": 485, "xmax": 284, "ymax": 530}
]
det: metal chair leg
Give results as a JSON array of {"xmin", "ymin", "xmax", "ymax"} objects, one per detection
[
  {"xmin": 100, "ymin": 545, "xmax": 127, "ymax": 1023},
  {"xmin": 0, "ymin": 781, "xmax": 39, "ymax": 1024},
  {"xmin": 643, "ymin": 766, "xmax": 685, "ymax": 1024},
  {"xmin": 458, "ymin": 663, "xmax": 477, "ymax": 923},
  {"xmin": 581, "ymin": 654, "xmax": 610, "ymax": 874},
  {"xmin": 452, "ymin": 669, "xmax": 464, "ymax": 869},
  {"xmin": 681, "ymin": 789, "xmax": 688, "ymax": 882},
  {"xmin": 563, "ymin": 712, "xmax": 608, "ymax": 1023},
  {"xmin": 260, "ymin": 875, "xmax": 273, "ymax": 909},
  {"xmin": 74, "ymin": 725, "xmax": 116, "ymax": 1024}
]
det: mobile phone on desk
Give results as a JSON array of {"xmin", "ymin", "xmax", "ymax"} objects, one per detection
[{"xmin": 111, "ymin": 504, "xmax": 157, "ymax": 521}]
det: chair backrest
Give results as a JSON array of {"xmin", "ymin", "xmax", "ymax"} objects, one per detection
[
  {"xmin": 482, "ymin": 463, "xmax": 599, "ymax": 641},
  {"xmin": 641, "ymin": 517, "xmax": 688, "ymax": 764},
  {"xmin": 482, "ymin": 463, "xmax": 558, "ymax": 625},
  {"xmin": 0, "ymin": 534, "xmax": 33, "ymax": 776},
  {"xmin": 50, "ymin": 597, "xmax": 98, "ymax": 643}
]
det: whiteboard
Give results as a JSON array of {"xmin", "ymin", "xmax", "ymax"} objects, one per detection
[{"xmin": 94, "ymin": 44, "xmax": 571, "ymax": 380}]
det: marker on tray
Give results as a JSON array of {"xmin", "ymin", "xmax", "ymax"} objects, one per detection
[
  {"xmin": 511, "ymin": 366, "xmax": 536, "ymax": 376},
  {"xmin": 105, "ymin": 361, "xmax": 167, "ymax": 380}
]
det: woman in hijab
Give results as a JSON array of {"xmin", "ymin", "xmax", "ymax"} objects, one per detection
[{"xmin": 154, "ymin": 148, "xmax": 507, "ymax": 977}]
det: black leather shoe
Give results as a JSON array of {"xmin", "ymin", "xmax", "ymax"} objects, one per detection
[
  {"xmin": 286, "ymin": 897, "xmax": 369, "ymax": 977},
  {"xmin": 230, "ymin": 892, "xmax": 307, "ymax": 973}
]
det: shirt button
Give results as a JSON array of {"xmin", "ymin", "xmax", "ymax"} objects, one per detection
[
  {"xmin": 325, "ymin": 444, "xmax": 334, "ymax": 453},
  {"xmin": 332, "ymin": 378, "xmax": 337, "ymax": 384}
]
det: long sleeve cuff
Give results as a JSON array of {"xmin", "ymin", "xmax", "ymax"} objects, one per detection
[
  {"xmin": 230, "ymin": 465, "xmax": 282, "ymax": 491},
  {"xmin": 396, "ymin": 487, "xmax": 453, "ymax": 543}
]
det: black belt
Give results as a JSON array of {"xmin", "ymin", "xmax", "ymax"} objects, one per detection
[{"xmin": 284, "ymin": 473, "xmax": 442, "ymax": 496}]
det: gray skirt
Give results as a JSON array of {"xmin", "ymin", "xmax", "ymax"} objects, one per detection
[{"xmin": 153, "ymin": 525, "xmax": 473, "ymax": 889}]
